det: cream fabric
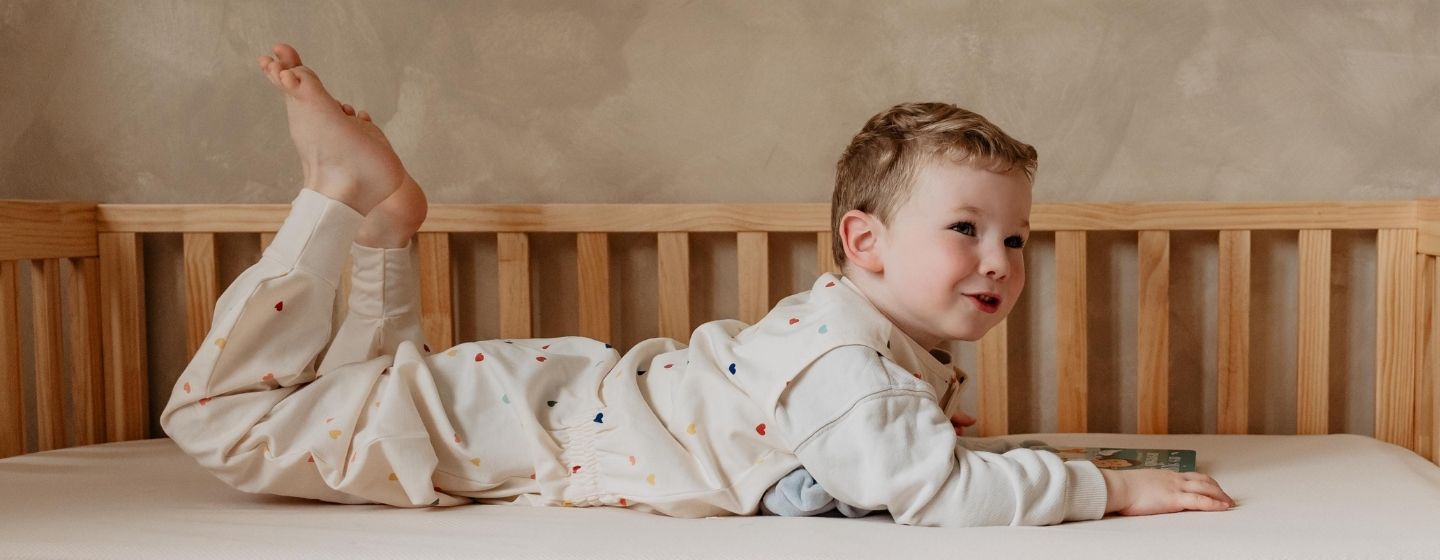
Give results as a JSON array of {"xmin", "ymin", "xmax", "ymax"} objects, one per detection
[
  {"xmin": 4, "ymin": 434, "xmax": 1439, "ymax": 559},
  {"xmin": 157, "ymin": 189, "xmax": 1104, "ymax": 524}
]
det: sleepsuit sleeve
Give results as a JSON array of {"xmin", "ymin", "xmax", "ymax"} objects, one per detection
[{"xmin": 772, "ymin": 345, "xmax": 1109, "ymax": 527}]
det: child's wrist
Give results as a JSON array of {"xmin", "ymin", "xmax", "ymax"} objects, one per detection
[{"xmin": 1099, "ymin": 468, "xmax": 1126, "ymax": 514}]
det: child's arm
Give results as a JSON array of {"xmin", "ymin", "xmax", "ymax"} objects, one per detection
[
  {"xmin": 774, "ymin": 345, "xmax": 1234, "ymax": 526},
  {"xmin": 774, "ymin": 345, "xmax": 1105, "ymax": 527}
]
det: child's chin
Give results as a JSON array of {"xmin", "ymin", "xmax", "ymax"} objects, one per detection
[{"xmin": 950, "ymin": 321, "xmax": 1000, "ymax": 341}]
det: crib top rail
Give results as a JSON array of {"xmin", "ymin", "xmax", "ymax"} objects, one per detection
[
  {"xmin": 87, "ymin": 200, "xmax": 1428, "ymax": 233},
  {"xmin": 0, "ymin": 200, "xmax": 98, "ymax": 261}
]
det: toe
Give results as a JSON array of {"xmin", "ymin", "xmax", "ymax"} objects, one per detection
[
  {"xmin": 341, "ymin": 103, "xmax": 355, "ymax": 116},
  {"xmin": 280, "ymin": 66, "xmax": 331, "ymax": 99},
  {"xmin": 259, "ymin": 57, "xmax": 282, "ymax": 87},
  {"xmin": 278, "ymin": 68, "xmax": 300, "ymax": 90},
  {"xmin": 358, "ymin": 110, "xmax": 371, "ymax": 122},
  {"xmin": 272, "ymin": 42, "xmax": 303, "ymax": 68}
]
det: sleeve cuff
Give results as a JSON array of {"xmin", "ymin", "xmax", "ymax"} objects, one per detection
[
  {"xmin": 262, "ymin": 189, "xmax": 365, "ymax": 286},
  {"xmin": 1062, "ymin": 460, "xmax": 1109, "ymax": 521},
  {"xmin": 345, "ymin": 241, "xmax": 418, "ymax": 318}
]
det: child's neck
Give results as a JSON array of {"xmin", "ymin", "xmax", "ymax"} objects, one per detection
[{"xmin": 837, "ymin": 268, "xmax": 943, "ymax": 350}]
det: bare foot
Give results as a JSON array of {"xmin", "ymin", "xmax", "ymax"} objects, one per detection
[
  {"xmin": 356, "ymin": 174, "xmax": 428, "ymax": 249},
  {"xmin": 257, "ymin": 43, "xmax": 404, "ymax": 215}
]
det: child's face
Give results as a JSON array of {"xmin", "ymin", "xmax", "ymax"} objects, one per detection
[{"xmin": 873, "ymin": 159, "xmax": 1031, "ymax": 347}]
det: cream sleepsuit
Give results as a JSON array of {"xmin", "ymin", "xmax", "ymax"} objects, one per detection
[{"xmin": 161, "ymin": 189, "xmax": 1108, "ymax": 526}]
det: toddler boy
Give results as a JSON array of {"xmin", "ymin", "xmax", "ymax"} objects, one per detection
[{"xmin": 161, "ymin": 43, "xmax": 1234, "ymax": 527}]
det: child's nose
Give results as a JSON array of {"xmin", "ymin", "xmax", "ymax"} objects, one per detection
[{"xmin": 980, "ymin": 250, "xmax": 1009, "ymax": 279}]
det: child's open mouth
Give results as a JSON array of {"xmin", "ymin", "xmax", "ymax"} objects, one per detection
[{"xmin": 966, "ymin": 293, "xmax": 1001, "ymax": 314}]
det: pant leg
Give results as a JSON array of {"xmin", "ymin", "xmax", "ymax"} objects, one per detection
[
  {"xmin": 317, "ymin": 240, "xmax": 429, "ymax": 375},
  {"xmin": 159, "ymin": 189, "xmax": 466, "ymax": 507}
]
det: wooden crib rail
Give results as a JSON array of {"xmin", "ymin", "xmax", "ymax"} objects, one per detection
[{"xmin": 2, "ymin": 199, "xmax": 1438, "ymax": 468}]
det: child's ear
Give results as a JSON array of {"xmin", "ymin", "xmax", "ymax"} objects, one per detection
[{"xmin": 840, "ymin": 209, "xmax": 884, "ymax": 274}]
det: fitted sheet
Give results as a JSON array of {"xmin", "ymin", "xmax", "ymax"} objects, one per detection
[{"xmin": 3, "ymin": 432, "xmax": 1438, "ymax": 560}]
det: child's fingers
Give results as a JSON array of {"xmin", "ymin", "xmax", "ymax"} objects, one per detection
[
  {"xmin": 1182, "ymin": 492, "xmax": 1233, "ymax": 511},
  {"xmin": 1181, "ymin": 475, "xmax": 1236, "ymax": 506}
]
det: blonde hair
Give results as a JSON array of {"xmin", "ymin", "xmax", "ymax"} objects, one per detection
[{"xmin": 830, "ymin": 102, "xmax": 1037, "ymax": 268}]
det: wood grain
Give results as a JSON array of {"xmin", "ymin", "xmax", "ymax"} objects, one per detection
[
  {"xmin": 99, "ymin": 233, "xmax": 148, "ymax": 442},
  {"xmin": 418, "ymin": 233, "xmax": 454, "ymax": 350},
  {"xmin": 1297, "ymin": 230, "xmax": 1332, "ymax": 435},
  {"xmin": 1055, "ymin": 231, "xmax": 1088, "ymax": 433},
  {"xmin": 68, "ymin": 257, "xmax": 105, "ymax": 446},
  {"xmin": 497, "ymin": 233, "xmax": 531, "ymax": 340},
  {"xmin": 979, "ymin": 319, "xmax": 1009, "ymax": 437},
  {"xmin": 577, "ymin": 233, "xmax": 612, "ymax": 343},
  {"xmin": 737, "ymin": 232, "xmax": 769, "ymax": 324},
  {"xmin": 1375, "ymin": 229, "xmax": 1417, "ymax": 449},
  {"xmin": 1138, "ymin": 231, "xmax": 1170, "ymax": 435},
  {"xmin": 1218, "ymin": 231, "xmax": 1251, "ymax": 435},
  {"xmin": 658, "ymin": 233, "xmax": 690, "ymax": 342},
  {"xmin": 0, "ymin": 262, "xmax": 22, "ymax": 457},
  {"xmin": 182, "ymin": 233, "xmax": 218, "ymax": 358}
]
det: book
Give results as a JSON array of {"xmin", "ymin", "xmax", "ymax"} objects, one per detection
[{"xmin": 1032, "ymin": 446, "xmax": 1196, "ymax": 473}]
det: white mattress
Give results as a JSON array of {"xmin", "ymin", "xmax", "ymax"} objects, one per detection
[{"xmin": 3, "ymin": 433, "xmax": 1439, "ymax": 559}]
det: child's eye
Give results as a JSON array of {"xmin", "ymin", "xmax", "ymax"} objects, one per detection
[
  {"xmin": 1005, "ymin": 236, "xmax": 1026, "ymax": 249},
  {"xmin": 950, "ymin": 222, "xmax": 976, "ymax": 236}
]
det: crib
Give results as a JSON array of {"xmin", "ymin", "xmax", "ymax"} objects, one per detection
[{"xmin": 2, "ymin": 197, "xmax": 1439, "ymax": 559}]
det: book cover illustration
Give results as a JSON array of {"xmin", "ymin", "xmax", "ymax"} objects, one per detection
[{"xmin": 1034, "ymin": 446, "xmax": 1196, "ymax": 473}]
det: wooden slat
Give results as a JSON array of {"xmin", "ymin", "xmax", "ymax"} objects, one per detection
[
  {"xmin": 95, "ymin": 201, "xmax": 1417, "ymax": 234},
  {"xmin": 1055, "ymin": 231, "xmax": 1088, "ymax": 433},
  {"xmin": 1416, "ymin": 255, "xmax": 1435, "ymax": 460},
  {"xmin": 737, "ymin": 232, "xmax": 769, "ymax": 324},
  {"xmin": 99, "ymin": 233, "xmax": 148, "ymax": 442},
  {"xmin": 577, "ymin": 233, "xmax": 612, "ymax": 343},
  {"xmin": 0, "ymin": 200, "xmax": 97, "ymax": 260},
  {"xmin": 1297, "ymin": 230, "xmax": 1333, "ymax": 435},
  {"xmin": 657, "ymin": 233, "xmax": 690, "ymax": 341},
  {"xmin": 67, "ymin": 257, "xmax": 105, "ymax": 446},
  {"xmin": 1138, "ymin": 231, "xmax": 1170, "ymax": 435},
  {"xmin": 259, "ymin": 232, "xmax": 276, "ymax": 253},
  {"xmin": 0, "ymin": 261, "xmax": 24, "ymax": 457},
  {"xmin": 1218, "ymin": 231, "xmax": 1251, "ymax": 435},
  {"xmin": 1375, "ymin": 229, "xmax": 1417, "ymax": 448},
  {"xmin": 816, "ymin": 231, "xmax": 839, "ymax": 276},
  {"xmin": 1432, "ymin": 263, "xmax": 1440, "ymax": 465},
  {"xmin": 30, "ymin": 259, "xmax": 65, "ymax": 451},
  {"xmin": 978, "ymin": 318, "xmax": 1009, "ymax": 437},
  {"xmin": 1418, "ymin": 200, "xmax": 1440, "ymax": 256},
  {"xmin": 497, "ymin": 233, "xmax": 531, "ymax": 340},
  {"xmin": 182, "ymin": 233, "xmax": 218, "ymax": 358},
  {"xmin": 417, "ymin": 233, "xmax": 454, "ymax": 350}
]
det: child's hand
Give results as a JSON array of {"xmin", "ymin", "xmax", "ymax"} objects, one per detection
[
  {"xmin": 1100, "ymin": 468, "xmax": 1236, "ymax": 516},
  {"xmin": 949, "ymin": 411, "xmax": 977, "ymax": 436}
]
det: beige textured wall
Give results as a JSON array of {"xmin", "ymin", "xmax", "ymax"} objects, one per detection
[
  {"xmin": 3, "ymin": 0, "xmax": 1437, "ymax": 443},
  {"xmin": 5, "ymin": 0, "xmax": 1436, "ymax": 204}
]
